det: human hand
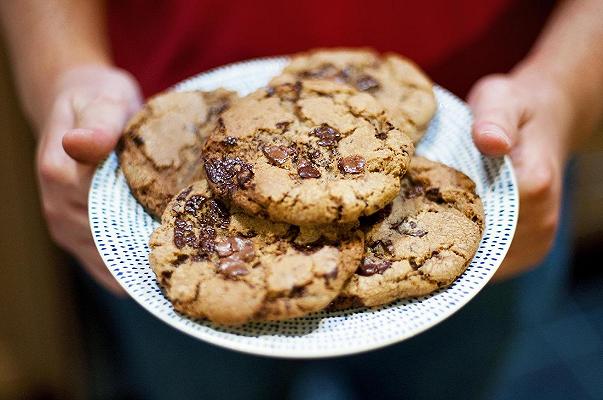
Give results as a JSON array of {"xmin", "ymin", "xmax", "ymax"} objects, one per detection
[
  {"xmin": 468, "ymin": 70, "xmax": 573, "ymax": 281},
  {"xmin": 36, "ymin": 65, "xmax": 142, "ymax": 295}
]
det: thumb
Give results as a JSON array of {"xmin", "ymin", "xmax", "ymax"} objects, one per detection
[
  {"xmin": 467, "ymin": 76, "xmax": 523, "ymax": 157},
  {"xmin": 62, "ymin": 127, "xmax": 121, "ymax": 164},
  {"xmin": 63, "ymin": 92, "xmax": 140, "ymax": 164}
]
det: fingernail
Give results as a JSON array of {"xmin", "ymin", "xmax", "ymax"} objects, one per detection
[{"xmin": 480, "ymin": 123, "xmax": 511, "ymax": 147}]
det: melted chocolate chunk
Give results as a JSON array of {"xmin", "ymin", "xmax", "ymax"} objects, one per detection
[
  {"xmin": 311, "ymin": 124, "xmax": 341, "ymax": 147},
  {"xmin": 173, "ymin": 218, "xmax": 197, "ymax": 248},
  {"xmin": 184, "ymin": 195, "xmax": 206, "ymax": 215},
  {"xmin": 391, "ymin": 218, "xmax": 428, "ymax": 237},
  {"xmin": 215, "ymin": 236, "xmax": 255, "ymax": 262},
  {"xmin": 223, "ymin": 136, "xmax": 237, "ymax": 146},
  {"xmin": 354, "ymin": 74, "xmax": 380, "ymax": 92},
  {"xmin": 214, "ymin": 239, "xmax": 234, "ymax": 257},
  {"xmin": 195, "ymin": 224, "xmax": 216, "ymax": 256},
  {"xmin": 262, "ymin": 145, "xmax": 289, "ymax": 166},
  {"xmin": 202, "ymin": 199, "xmax": 230, "ymax": 229},
  {"xmin": 375, "ymin": 132, "xmax": 388, "ymax": 140},
  {"xmin": 357, "ymin": 256, "xmax": 392, "ymax": 276},
  {"xmin": 218, "ymin": 256, "xmax": 249, "ymax": 279},
  {"xmin": 204, "ymin": 157, "xmax": 254, "ymax": 193},
  {"xmin": 231, "ymin": 237, "xmax": 255, "ymax": 260},
  {"xmin": 298, "ymin": 164, "xmax": 321, "ymax": 179},
  {"xmin": 338, "ymin": 155, "xmax": 366, "ymax": 174}
]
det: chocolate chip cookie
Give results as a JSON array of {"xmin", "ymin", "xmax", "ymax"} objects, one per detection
[
  {"xmin": 272, "ymin": 48, "xmax": 437, "ymax": 144},
  {"xmin": 202, "ymin": 80, "xmax": 414, "ymax": 226},
  {"xmin": 149, "ymin": 179, "xmax": 364, "ymax": 325},
  {"xmin": 332, "ymin": 157, "xmax": 484, "ymax": 309},
  {"xmin": 118, "ymin": 89, "xmax": 237, "ymax": 218}
]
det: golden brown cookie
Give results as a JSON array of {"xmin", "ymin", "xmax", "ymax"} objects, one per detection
[
  {"xmin": 202, "ymin": 80, "xmax": 414, "ymax": 225},
  {"xmin": 118, "ymin": 89, "xmax": 237, "ymax": 218},
  {"xmin": 273, "ymin": 48, "xmax": 437, "ymax": 144},
  {"xmin": 332, "ymin": 157, "xmax": 484, "ymax": 309},
  {"xmin": 149, "ymin": 179, "xmax": 364, "ymax": 325}
]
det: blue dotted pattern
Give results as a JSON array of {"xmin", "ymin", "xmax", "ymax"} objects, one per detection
[{"xmin": 89, "ymin": 58, "xmax": 519, "ymax": 358}]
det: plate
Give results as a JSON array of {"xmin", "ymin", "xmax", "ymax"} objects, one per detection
[{"xmin": 89, "ymin": 57, "xmax": 518, "ymax": 358}]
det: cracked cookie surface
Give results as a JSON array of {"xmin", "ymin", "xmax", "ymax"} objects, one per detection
[
  {"xmin": 272, "ymin": 48, "xmax": 437, "ymax": 144},
  {"xmin": 149, "ymin": 179, "xmax": 364, "ymax": 325},
  {"xmin": 202, "ymin": 80, "xmax": 414, "ymax": 225},
  {"xmin": 332, "ymin": 157, "xmax": 484, "ymax": 309},
  {"xmin": 118, "ymin": 89, "xmax": 237, "ymax": 218}
]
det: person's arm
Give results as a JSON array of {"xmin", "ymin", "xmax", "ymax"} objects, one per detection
[
  {"xmin": 468, "ymin": 0, "xmax": 603, "ymax": 280},
  {"xmin": 0, "ymin": 0, "xmax": 142, "ymax": 294},
  {"xmin": 1, "ymin": 0, "xmax": 112, "ymax": 129}
]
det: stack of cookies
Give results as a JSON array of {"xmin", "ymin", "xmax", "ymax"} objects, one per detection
[{"xmin": 118, "ymin": 49, "xmax": 485, "ymax": 325}]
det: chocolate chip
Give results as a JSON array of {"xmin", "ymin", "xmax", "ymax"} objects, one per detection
[
  {"xmin": 214, "ymin": 239, "xmax": 234, "ymax": 257},
  {"xmin": 311, "ymin": 124, "xmax": 341, "ymax": 147},
  {"xmin": 202, "ymin": 199, "xmax": 230, "ymax": 229},
  {"xmin": 354, "ymin": 74, "xmax": 380, "ymax": 92},
  {"xmin": 223, "ymin": 136, "xmax": 237, "ymax": 146},
  {"xmin": 218, "ymin": 256, "xmax": 249, "ymax": 278},
  {"xmin": 375, "ymin": 132, "xmax": 388, "ymax": 140},
  {"xmin": 338, "ymin": 155, "xmax": 366, "ymax": 174},
  {"xmin": 391, "ymin": 218, "xmax": 428, "ymax": 237},
  {"xmin": 204, "ymin": 157, "xmax": 254, "ymax": 193},
  {"xmin": 357, "ymin": 256, "xmax": 392, "ymax": 276},
  {"xmin": 173, "ymin": 218, "xmax": 197, "ymax": 248},
  {"xmin": 184, "ymin": 195, "xmax": 206, "ymax": 215},
  {"xmin": 195, "ymin": 224, "xmax": 217, "ymax": 254},
  {"xmin": 298, "ymin": 164, "xmax": 321, "ymax": 179},
  {"xmin": 231, "ymin": 237, "xmax": 255, "ymax": 261},
  {"xmin": 236, "ymin": 168, "xmax": 253, "ymax": 186},
  {"xmin": 262, "ymin": 145, "xmax": 289, "ymax": 166},
  {"xmin": 176, "ymin": 186, "xmax": 193, "ymax": 202}
]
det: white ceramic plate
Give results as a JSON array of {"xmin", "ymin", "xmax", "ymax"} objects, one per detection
[{"xmin": 89, "ymin": 57, "xmax": 518, "ymax": 358}]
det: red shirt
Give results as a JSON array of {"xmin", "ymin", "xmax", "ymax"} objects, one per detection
[{"xmin": 108, "ymin": 0, "xmax": 555, "ymax": 98}]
